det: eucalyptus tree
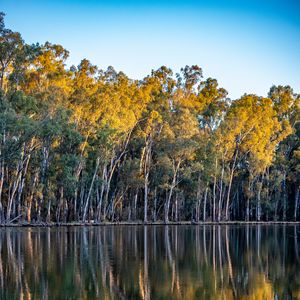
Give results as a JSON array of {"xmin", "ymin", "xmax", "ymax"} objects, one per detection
[
  {"xmin": 0, "ymin": 13, "xmax": 24, "ymax": 91},
  {"xmin": 216, "ymin": 94, "xmax": 292, "ymax": 221}
]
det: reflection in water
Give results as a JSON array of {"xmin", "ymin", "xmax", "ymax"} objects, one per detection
[{"xmin": 0, "ymin": 225, "xmax": 299, "ymax": 300}]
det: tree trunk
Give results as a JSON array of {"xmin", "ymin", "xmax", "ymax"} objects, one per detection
[
  {"xmin": 0, "ymin": 159, "xmax": 4, "ymax": 223},
  {"xmin": 246, "ymin": 179, "xmax": 253, "ymax": 221},
  {"xmin": 46, "ymin": 200, "xmax": 51, "ymax": 223},
  {"xmin": 196, "ymin": 174, "xmax": 201, "ymax": 222},
  {"xmin": 203, "ymin": 186, "xmax": 208, "ymax": 222},
  {"xmin": 153, "ymin": 187, "xmax": 157, "ymax": 222},
  {"xmin": 225, "ymin": 149, "xmax": 238, "ymax": 220},
  {"xmin": 27, "ymin": 172, "xmax": 38, "ymax": 223},
  {"xmin": 218, "ymin": 161, "xmax": 225, "ymax": 222},
  {"xmin": 144, "ymin": 175, "xmax": 149, "ymax": 223},
  {"xmin": 6, "ymin": 166, "xmax": 22, "ymax": 222},
  {"xmin": 256, "ymin": 174, "xmax": 264, "ymax": 221},
  {"xmin": 16, "ymin": 149, "xmax": 32, "ymax": 221},
  {"xmin": 175, "ymin": 193, "xmax": 179, "ymax": 222},
  {"xmin": 283, "ymin": 172, "xmax": 287, "ymax": 221},
  {"xmin": 143, "ymin": 136, "xmax": 153, "ymax": 223},
  {"xmin": 164, "ymin": 161, "xmax": 180, "ymax": 223},
  {"xmin": 133, "ymin": 190, "xmax": 138, "ymax": 220},
  {"xmin": 103, "ymin": 158, "xmax": 120, "ymax": 220},
  {"xmin": 56, "ymin": 186, "xmax": 64, "ymax": 223},
  {"xmin": 295, "ymin": 186, "xmax": 300, "ymax": 221},
  {"xmin": 213, "ymin": 158, "xmax": 217, "ymax": 222},
  {"xmin": 103, "ymin": 128, "xmax": 134, "ymax": 220},
  {"xmin": 83, "ymin": 157, "xmax": 100, "ymax": 222},
  {"xmin": 165, "ymin": 187, "xmax": 173, "ymax": 223}
]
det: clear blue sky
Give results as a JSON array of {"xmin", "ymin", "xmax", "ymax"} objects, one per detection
[{"xmin": 1, "ymin": 0, "xmax": 300, "ymax": 99}]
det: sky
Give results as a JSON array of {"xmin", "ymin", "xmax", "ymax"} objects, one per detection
[{"xmin": 1, "ymin": 0, "xmax": 300, "ymax": 99}]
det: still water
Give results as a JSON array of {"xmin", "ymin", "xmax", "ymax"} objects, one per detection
[{"xmin": 0, "ymin": 225, "xmax": 299, "ymax": 300}]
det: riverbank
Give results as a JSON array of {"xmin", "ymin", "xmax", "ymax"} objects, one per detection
[{"xmin": 1, "ymin": 221, "xmax": 300, "ymax": 227}]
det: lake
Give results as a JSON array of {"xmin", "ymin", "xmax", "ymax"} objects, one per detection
[{"xmin": 0, "ymin": 225, "xmax": 299, "ymax": 299}]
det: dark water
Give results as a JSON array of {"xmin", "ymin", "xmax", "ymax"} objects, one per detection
[{"xmin": 0, "ymin": 225, "xmax": 299, "ymax": 300}]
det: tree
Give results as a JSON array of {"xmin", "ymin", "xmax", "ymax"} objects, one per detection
[{"xmin": 0, "ymin": 13, "xmax": 24, "ymax": 90}]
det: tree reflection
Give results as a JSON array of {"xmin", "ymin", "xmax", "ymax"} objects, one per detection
[{"xmin": 0, "ymin": 225, "xmax": 299, "ymax": 300}]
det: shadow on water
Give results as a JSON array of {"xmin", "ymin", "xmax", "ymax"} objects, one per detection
[{"xmin": 0, "ymin": 225, "xmax": 299, "ymax": 299}]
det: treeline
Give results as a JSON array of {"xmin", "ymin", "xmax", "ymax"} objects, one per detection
[{"xmin": 0, "ymin": 13, "xmax": 299, "ymax": 223}]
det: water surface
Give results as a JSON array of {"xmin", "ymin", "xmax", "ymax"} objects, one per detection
[{"xmin": 0, "ymin": 225, "xmax": 299, "ymax": 300}]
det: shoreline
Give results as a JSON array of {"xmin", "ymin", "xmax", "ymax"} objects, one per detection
[{"xmin": 1, "ymin": 221, "xmax": 300, "ymax": 227}]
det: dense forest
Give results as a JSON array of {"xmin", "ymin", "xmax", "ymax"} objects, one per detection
[{"xmin": 0, "ymin": 13, "xmax": 299, "ymax": 224}]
